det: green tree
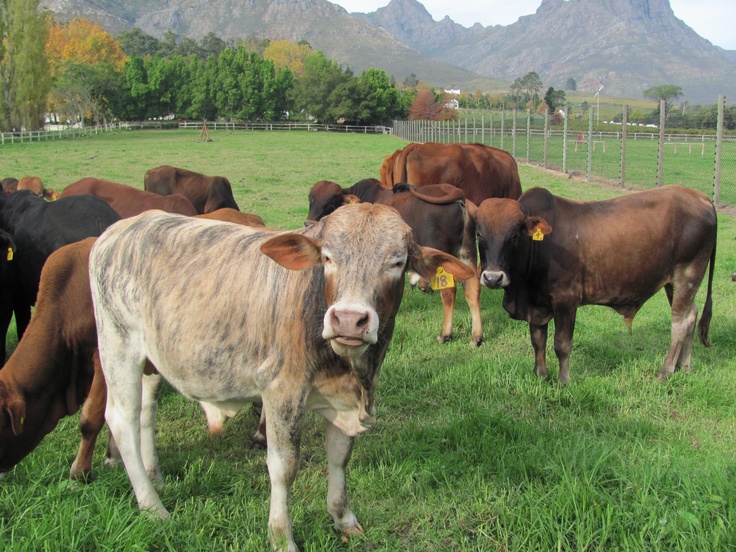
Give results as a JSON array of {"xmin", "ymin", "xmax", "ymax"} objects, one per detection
[
  {"xmin": 543, "ymin": 86, "xmax": 566, "ymax": 113},
  {"xmin": 116, "ymin": 28, "xmax": 160, "ymax": 58},
  {"xmin": 290, "ymin": 51, "xmax": 351, "ymax": 123},
  {"xmin": 48, "ymin": 61, "xmax": 121, "ymax": 126},
  {"xmin": 565, "ymin": 77, "xmax": 576, "ymax": 91},
  {"xmin": 643, "ymin": 84, "xmax": 683, "ymax": 120},
  {"xmin": 0, "ymin": 0, "xmax": 52, "ymax": 131}
]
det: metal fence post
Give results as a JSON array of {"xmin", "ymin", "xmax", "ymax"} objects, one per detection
[
  {"xmin": 620, "ymin": 104, "xmax": 628, "ymax": 188},
  {"xmin": 543, "ymin": 107, "xmax": 549, "ymax": 168},
  {"xmin": 526, "ymin": 109, "xmax": 531, "ymax": 163},
  {"xmin": 714, "ymin": 94, "xmax": 724, "ymax": 204},
  {"xmin": 657, "ymin": 100, "xmax": 666, "ymax": 187},
  {"xmin": 587, "ymin": 107, "xmax": 594, "ymax": 182},
  {"xmin": 562, "ymin": 106, "xmax": 569, "ymax": 174}
]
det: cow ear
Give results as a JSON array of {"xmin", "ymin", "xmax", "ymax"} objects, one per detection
[
  {"xmin": 260, "ymin": 234, "xmax": 321, "ymax": 271},
  {"xmin": 409, "ymin": 245, "xmax": 477, "ymax": 282},
  {"xmin": 0, "ymin": 383, "xmax": 25, "ymax": 436},
  {"xmin": 525, "ymin": 216, "xmax": 552, "ymax": 238},
  {"xmin": 6, "ymin": 400, "xmax": 25, "ymax": 436},
  {"xmin": 342, "ymin": 194, "xmax": 360, "ymax": 205}
]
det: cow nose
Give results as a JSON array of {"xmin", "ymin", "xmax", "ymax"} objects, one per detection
[
  {"xmin": 331, "ymin": 308, "xmax": 371, "ymax": 337},
  {"xmin": 481, "ymin": 270, "xmax": 506, "ymax": 288}
]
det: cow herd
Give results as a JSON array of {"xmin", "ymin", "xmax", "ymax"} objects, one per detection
[{"xmin": 0, "ymin": 142, "xmax": 719, "ymax": 551}]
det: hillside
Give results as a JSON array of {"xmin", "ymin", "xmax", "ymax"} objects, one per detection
[{"xmin": 39, "ymin": 0, "xmax": 736, "ymax": 104}]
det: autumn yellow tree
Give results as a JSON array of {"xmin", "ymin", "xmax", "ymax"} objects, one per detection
[
  {"xmin": 263, "ymin": 40, "xmax": 312, "ymax": 79},
  {"xmin": 46, "ymin": 17, "xmax": 128, "ymax": 74}
]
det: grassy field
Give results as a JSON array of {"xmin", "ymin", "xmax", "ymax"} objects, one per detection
[{"xmin": 1, "ymin": 130, "xmax": 736, "ymax": 551}]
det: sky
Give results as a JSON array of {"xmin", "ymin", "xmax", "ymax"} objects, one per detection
[{"xmin": 330, "ymin": 0, "xmax": 736, "ymax": 51}]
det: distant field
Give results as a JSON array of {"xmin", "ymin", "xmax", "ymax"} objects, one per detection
[{"xmin": 1, "ymin": 130, "xmax": 735, "ymax": 551}]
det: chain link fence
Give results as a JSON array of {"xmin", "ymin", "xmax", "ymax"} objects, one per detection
[{"xmin": 392, "ymin": 95, "xmax": 735, "ymax": 208}]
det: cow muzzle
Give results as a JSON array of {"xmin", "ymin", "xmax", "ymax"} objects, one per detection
[
  {"xmin": 323, "ymin": 303, "xmax": 378, "ymax": 358},
  {"xmin": 480, "ymin": 269, "xmax": 509, "ymax": 289}
]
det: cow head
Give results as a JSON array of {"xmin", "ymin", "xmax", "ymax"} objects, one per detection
[
  {"xmin": 305, "ymin": 180, "xmax": 356, "ymax": 226},
  {"xmin": 476, "ymin": 198, "xmax": 552, "ymax": 289},
  {"xmin": 262, "ymin": 203, "xmax": 475, "ymax": 361}
]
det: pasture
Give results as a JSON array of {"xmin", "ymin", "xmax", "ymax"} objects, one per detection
[{"xmin": 1, "ymin": 130, "xmax": 736, "ymax": 551}]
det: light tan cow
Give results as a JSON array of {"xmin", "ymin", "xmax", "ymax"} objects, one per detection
[{"xmin": 90, "ymin": 204, "xmax": 474, "ymax": 551}]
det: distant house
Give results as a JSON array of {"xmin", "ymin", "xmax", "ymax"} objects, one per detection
[{"xmin": 444, "ymin": 88, "xmax": 460, "ymax": 109}]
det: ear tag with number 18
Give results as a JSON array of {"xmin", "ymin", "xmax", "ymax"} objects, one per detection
[{"xmin": 430, "ymin": 266, "xmax": 455, "ymax": 290}]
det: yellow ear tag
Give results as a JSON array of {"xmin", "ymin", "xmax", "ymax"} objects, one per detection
[
  {"xmin": 6, "ymin": 247, "xmax": 12, "ymax": 261},
  {"xmin": 532, "ymin": 229, "xmax": 544, "ymax": 241},
  {"xmin": 430, "ymin": 266, "xmax": 455, "ymax": 290},
  {"xmin": 347, "ymin": 197, "xmax": 357, "ymax": 204},
  {"xmin": 20, "ymin": 417, "xmax": 24, "ymax": 426}
]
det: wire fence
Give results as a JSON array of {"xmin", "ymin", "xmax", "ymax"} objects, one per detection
[{"xmin": 392, "ymin": 95, "xmax": 735, "ymax": 208}]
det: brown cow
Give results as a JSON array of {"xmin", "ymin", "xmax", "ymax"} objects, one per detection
[
  {"xmin": 380, "ymin": 142, "xmax": 522, "ymax": 205},
  {"xmin": 307, "ymin": 179, "xmax": 482, "ymax": 346},
  {"xmin": 0, "ymin": 210, "xmax": 267, "ymax": 481},
  {"xmin": 60, "ymin": 178, "xmax": 198, "ymax": 218},
  {"xmin": 144, "ymin": 165, "xmax": 239, "ymax": 214},
  {"xmin": 17, "ymin": 176, "xmax": 58, "ymax": 200},
  {"xmin": 475, "ymin": 186, "xmax": 717, "ymax": 384}
]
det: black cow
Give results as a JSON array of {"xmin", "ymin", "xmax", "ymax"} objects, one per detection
[
  {"xmin": 0, "ymin": 190, "xmax": 121, "ymax": 357},
  {"xmin": 475, "ymin": 186, "xmax": 716, "ymax": 383}
]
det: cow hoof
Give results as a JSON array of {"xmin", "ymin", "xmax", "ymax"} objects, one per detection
[
  {"xmin": 251, "ymin": 436, "xmax": 267, "ymax": 450},
  {"xmin": 470, "ymin": 337, "xmax": 483, "ymax": 347},
  {"xmin": 342, "ymin": 521, "xmax": 365, "ymax": 536},
  {"xmin": 104, "ymin": 457, "xmax": 121, "ymax": 470},
  {"xmin": 436, "ymin": 334, "xmax": 452, "ymax": 344},
  {"xmin": 68, "ymin": 469, "xmax": 93, "ymax": 484}
]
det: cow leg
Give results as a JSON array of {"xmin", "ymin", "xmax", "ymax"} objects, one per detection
[
  {"xmin": 325, "ymin": 421, "xmax": 363, "ymax": 536},
  {"xmin": 263, "ymin": 391, "xmax": 306, "ymax": 552},
  {"xmin": 140, "ymin": 373, "xmax": 164, "ymax": 489},
  {"xmin": 658, "ymin": 300, "xmax": 698, "ymax": 382},
  {"xmin": 552, "ymin": 308, "xmax": 577, "ymax": 385},
  {"xmin": 0, "ymin": 299, "xmax": 11, "ymax": 363},
  {"xmin": 105, "ymin": 429, "xmax": 121, "ymax": 468},
  {"xmin": 437, "ymin": 287, "xmax": 456, "ymax": 344},
  {"xmin": 530, "ymin": 323, "xmax": 549, "ymax": 380},
  {"xmin": 69, "ymin": 354, "xmax": 107, "ymax": 482},
  {"xmin": 462, "ymin": 276, "xmax": 483, "ymax": 346},
  {"xmin": 102, "ymin": 341, "xmax": 167, "ymax": 518}
]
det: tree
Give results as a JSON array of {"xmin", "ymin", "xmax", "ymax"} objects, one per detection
[
  {"xmin": 263, "ymin": 40, "xmax": 312, "ymax": 79},
  {"xmin": 402, "ymin": 73, "xmax": 418, "ymax": 88},
  {"xmin": 46, "ymin": 18, "xmax": 127, "ymax": 74},
  {"xmin": 116, "ymin": 28, "xmax": 160, "ymax": 58},
  {"xmin": 643, "ymin": 84, "xmax": 683, "ymax": 120},
  {"xmin": 543, "ymin": 87, "xmax": 566, "ymax": 113},
  {"xmin": 565, "ymin": 77, "xmax": 576, "ymax": 91},
  {"xmin": 0, "ymin": 0, "xmax": 52, "ymax": 131},
  {"xmin": 408, "ymin": 89, "xmax": 456, "ymax": 121},
  {"xmin": 290, "ymin": 51, "xmax": 350, "ymax": 122}
]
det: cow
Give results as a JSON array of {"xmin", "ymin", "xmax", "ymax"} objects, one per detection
[
  {"xmin": 0, "ymin": 190, "xmax": 120, "ymax": 352},
  {"xmin": 144, "ymin": 165, "xmax": 239, "ymax": 214},
  {"xmin": 17, "ymin": 176, "xmax": 59, "ymax": 201},
  {"xmin": 0, "ymin": 209, "xmax": 269, "ymax": 482},
  {"xmin": 475, "ymin": 185, "xmax": 717, "ymax": 384},
  {"xmin": 89, "ymin": 204, "xmax": 475, "ymax": 551},
  {"xmin": 1, "ymin": 178, "xmax": 18, "ymax": 195},
  {"xmin": 0, "ymin": 229, "xmax": 17, "ymax": 362},
  {"xmin": 0, "ymin": 238, "xmax": 104, "ymax": 477},
  {"xmin": 60, "ymin": 178, "xmax": 198, "ymax": 218},
  {"xmin": 380, "ymin": 142, "xmax": 522, "ymax": 205},
  {"xmin": 307, "ymin": 178, "xmax": 482, "ymax": 346}
]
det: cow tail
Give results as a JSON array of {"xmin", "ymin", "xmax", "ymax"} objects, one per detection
[{"xmin": 697, "ymin": 235, "xmax": 716, "ymax": 347}]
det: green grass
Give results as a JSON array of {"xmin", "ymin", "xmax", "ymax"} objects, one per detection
[{"xmin": 1, "ymin": 130, "xmax": 736, "ymax": 551}]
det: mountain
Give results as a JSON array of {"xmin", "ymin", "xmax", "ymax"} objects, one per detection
[
  {"xmin": 356, "ymin": 0, "xmax": 736, "ymax": 104},
  {"xmin": 39, "ymin": 0, "xmax": 736, "ymax": 104}
]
